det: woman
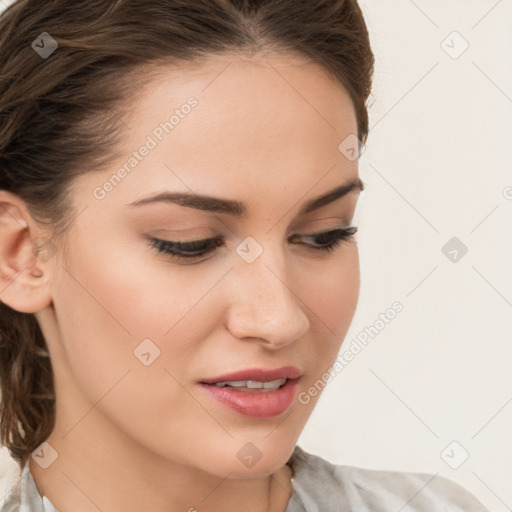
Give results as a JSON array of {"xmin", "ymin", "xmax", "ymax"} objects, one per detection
[{"xmin": 0, "ymin": 1, "xmax": 490, "ymax": 511}]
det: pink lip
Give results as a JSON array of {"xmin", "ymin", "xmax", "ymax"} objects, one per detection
[
  {"xmin": 199, "ymin": 366, "xmax": 302, "ymax": 384},
  {"xmin": 198, "ymin": 366, "xmax": 302, "ymax": 418}
]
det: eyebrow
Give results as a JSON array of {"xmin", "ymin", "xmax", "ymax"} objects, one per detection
[{"xmin": 128, "ymin": 177, "xmax": 364, "ymax": 217}]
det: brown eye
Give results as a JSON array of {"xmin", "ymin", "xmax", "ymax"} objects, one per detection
[
  {"xmin": 290, "ymin": 227, "xmax": 358, "ymax": 253},
  {"xmin": 146, "ymin": 235, "xmax": 223, "ymax": 260},
  {"xmin": 146, "ymin": 226, "xmax": 358, "ymax": 263}
]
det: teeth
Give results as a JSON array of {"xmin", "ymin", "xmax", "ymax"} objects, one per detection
[
  {"xmin": 214, "ymin": 380, "xmax": 245, "ymax": 388},
  {"xmin": 213, "ymin": 378, "xmax": 287, "ymax": 390},
  {"xmin": 263, "ymin": 379, "xmax": 286, "ymax": 389}
]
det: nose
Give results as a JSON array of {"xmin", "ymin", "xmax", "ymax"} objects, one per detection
[{"xmin": 225, "ymin": 244, "xmax": 310, "ymax": 349}]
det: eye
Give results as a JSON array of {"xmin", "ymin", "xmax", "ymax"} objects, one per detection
[
  {"xmin": 292, "ymin": 226, "xmax": 358, "ymax": 253},
  {"xmin": 146, "ymin": 226, "xmax": 358, "ymax": 262},
  {"xmin": 146, "ymin": 235, "xmax": 223, "ymax": 262}
]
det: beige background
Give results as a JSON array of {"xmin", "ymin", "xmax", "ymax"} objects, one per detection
[
  {"xmin": 1, "ymin": 1, "xmax": 511, "ymax": 511},
  {"xmin": 298, "ymin": 2, "xmax": 512, "ymax": 511}
]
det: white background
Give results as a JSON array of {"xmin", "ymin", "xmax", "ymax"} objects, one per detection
[
  {"xmin": 1, "ymin": 0, "xmax": 511, "ymax": 510},
  {"xmin": 298, "ymin": 2, "xmax": 512, "ymax": 511}
]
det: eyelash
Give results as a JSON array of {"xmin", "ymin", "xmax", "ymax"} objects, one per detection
[{"xmin": 146, "ymin": 227, "xmax": 358, "ymax": 262}]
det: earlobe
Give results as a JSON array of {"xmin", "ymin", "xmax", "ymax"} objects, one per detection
[{"xmin": 0, "ymin": 191, "xmax": 53, "ymax": 313}]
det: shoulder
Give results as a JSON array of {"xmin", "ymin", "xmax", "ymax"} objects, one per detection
[
  {"xmin": 0, "ymin": 462, "xmax": 22, "ymax": 512},
  {"xmin": 0, "ymin": 460, "xmax": 50, "ymax": 512},
  {"xmin": 286, "ymin": 445, "xmax": 490, "ymax": 512}
]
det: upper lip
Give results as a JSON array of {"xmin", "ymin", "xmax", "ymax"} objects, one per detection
[{"xmin": 200, "ymin": 366, "xmax": 302, "ymax": 384}]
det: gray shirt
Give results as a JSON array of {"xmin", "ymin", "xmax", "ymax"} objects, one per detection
[{"xmin": 1, "ymin": 445, "xmax": 489, "ymax": 511}]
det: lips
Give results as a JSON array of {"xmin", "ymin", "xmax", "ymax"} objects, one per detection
[
  {"xmin": 199, "ymin": 366, "xmax": 302, "ymax": 385},
  {"xmin": 198, "ymin": 366, "xmax": 302, "ymax": 418}
]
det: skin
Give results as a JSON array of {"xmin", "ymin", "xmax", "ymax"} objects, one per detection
[{"xmin": 0, "ymin": 51, "xmax": 362, "ymax": 512}]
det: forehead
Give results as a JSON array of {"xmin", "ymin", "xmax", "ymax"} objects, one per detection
[
  {"xmin": 126, "ymin": 52, "xmax": 357, "ymax": 138},
  {"xmin": 73, "ymin": 52, "xmax": 360, "ymax": 215}
]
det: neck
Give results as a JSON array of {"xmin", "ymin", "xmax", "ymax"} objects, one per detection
[{"xmin": 28, "ymin": 410, "xmax": 293, "ymax": 512}]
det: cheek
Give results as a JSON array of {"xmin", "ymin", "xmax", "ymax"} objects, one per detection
[
  {"xmin": 59, "ymin": 228, "xmax": 209, "ymax": 338},
  {"xmin": 310, "ymin": 246, "xmax": 359, "ymax": 327},
  {"xmin": 304, "ymin": 247, "xmax": 360, "ymax": 369},
  {"xmin": 51, "ymin": 241, "xmax": 209, "ymax": 448},
  {"xmin": 49, "ymin": 240, "xmax": 163, "ymax": 393},
  {"xmin": 52, "ymin": 231, "xmax": 228, "ymax": 388}
]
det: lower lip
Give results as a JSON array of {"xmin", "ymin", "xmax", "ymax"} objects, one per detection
[{"xmin": 198, "ymin": 379, "xmax": 300, "ymax": 418}]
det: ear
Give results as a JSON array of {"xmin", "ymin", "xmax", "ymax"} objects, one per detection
[{"xmin": 0, "ymin": 190, "xmax": 54, "ymax": 313}]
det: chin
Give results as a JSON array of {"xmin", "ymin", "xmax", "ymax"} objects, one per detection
[
  {"xmin": 226, "ymin": 437, "xmax": 296, "ymax": 477},
  {"xmin": 179, "ymin": 437, "xmax": 295, "ymax": 479}
]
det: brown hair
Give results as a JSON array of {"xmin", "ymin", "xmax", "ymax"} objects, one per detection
[{"xmin": 0, "ymin": 0, "xmax": 374, "ymax": 467}]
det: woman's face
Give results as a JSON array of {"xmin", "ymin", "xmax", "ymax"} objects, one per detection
[{"xmin": 39, "ymin": 51, "xmax": 362, "ymax": 478}]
